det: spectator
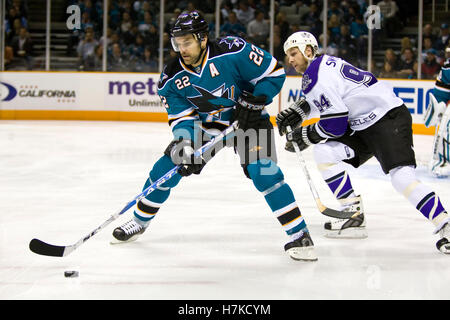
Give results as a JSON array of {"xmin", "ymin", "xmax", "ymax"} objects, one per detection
[
  {"xmin": 220, "ymin": 11, "xmax": 246, "ymax": 37},
  {"xmin": 234, "ymin": 1, "xmax": 255, "ymax": 27},
  {"xmin": 4, "ymin": 46, "xmax": 14, "ymax": 67},
  {"xmin": 328, "ymin": 14, "xmax": 341, "ymax": 44},
  {"xmin": 138, "ymin": 11, "xmax": 156, "ymax": 34},
  {"xmin": 350, "ymin": 14, "xmax": 368, "ymax": 66},
  {"xmin": 327, "ymin": 0, "xmax": 343, "ymax": 20},
  {"xmin": 398, "ymin": 47, "xmax": 417, "ymax": 79},
  {"xmin": 421, "ymin": 37, "xmax": 435, "ymax": 63},
  {"xmin": 275, "ymin": 11, "xmax": 290, "ymax": 43},
  {"xmin": 220, "ymin": 1, "xmax": 233, "ymax": 22},
  {"xmin": 378, "ymin": 61, "xmax": 397, "ymax": 78},
  {"xmin": 81, "ymin": 0, "xmax": 99, "ymax": 26},
  {"xmin": 423, "ymin": 23, "xmax": 437, "ymax": 44},
  {"xmin": 400, "ymin": 36, "xmax": 414, "ymax": 59},
  {"xmin": 121, "ymin": 12, "xmax": 133, "ymax": 34},
  {"xmin": 94, "ymin": 44, "xmax": 103, "ymax": 70},
  {"xmin": 271, "ymin": 32, "xmax": 284, "ymax": 62},
  {"xmin": 135, "ymin": 46, "xmax": 158, "ymax": 72},
  {"xmin": 256, "ymin": 0, "xmax": 270, "ymax": 18},
  {"xmin": 336, "ymin": 25, "xmax": 355, "ymax": 63},
  {"xmin": 6, "ymin": 7, "xmax": 27, "ymax": 31},
  {"xmin": 377, "ymin": 0, "xmax": 399, "ymax": 37},
  {"xmin": 128, "ymin": 34, "xmax": 145, "ymax": 60},
  {"xmin": 421, "ymin": 49, "xmax": 441, "ymax": 79},
  {"xmin": 341, "ymin": 3, "xmax": 357, "ymax": 25},
  {"xmin": 6, "ymin": 18, "xmax": 22, "ymax": 45},
  {"xmin": 246, "ymin": 10, "xmax": 269, "ymax": 47},
  {"xmin": 77, "ymin": 27, "xmax": 98, "ymax": 71},
  {"xmin": 384, "ymin": 48, "xmax": 400, "ymax": 71},
  {"xmin": 11, "ymin": 26, "xmax": 33, "ymax": 70},
  {"xmin": 301, "ymin": 2, "xmax": 321, "ymax": 38},
  {"xmin": 293, "ymin": 1, "xmax": 310, "ymax": 19},
  {"xmin": 108, "ymin": 1, "xmax": 122, "ymax": 30},
  {"xmin": 109, "ymin": 43, "xmax": 127, "ymax": 71},
  {"xmin": 122, "ymin": 24, "xmax": 139, "ymax": 46},
  {"xmin": 433, "ymin": 23, "xmax": 450, "ymax": 55},
  {"xmin": 142, "ymin": 24, "xmax": 159, "ymax": 52}
]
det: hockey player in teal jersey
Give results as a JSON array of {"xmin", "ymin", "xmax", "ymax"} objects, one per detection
[
  {"xmin": 111, "ymin": 11, "xmax": 317, "ymax": 261},
  {"xmin": 423, "ymin": 45, "xmax": 450, "ymax": 177}
]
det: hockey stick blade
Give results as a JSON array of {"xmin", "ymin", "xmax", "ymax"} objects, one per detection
[
  {"xmin": 28, "ymin": 122, "xmax": 239, "ymax": 258},
  {"xmin": 286, "ymin": 125, "xmax": 359, "ymax": 219},
  {"xmin": 316, "ymin": 200, "xmax": 359, "ymax": 219},
  {"xmin": 29, "ymin": 238, "xmax": 68, "ymax": 257}
]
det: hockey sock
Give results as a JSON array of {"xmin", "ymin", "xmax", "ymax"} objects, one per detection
[
  {"xmin": 247, "ymin": 160, "xmax": 307, "ymax": 239},
  {"xmin": 390, "ymin": 165, "xmax": 449, "ymax": 232},
  {"xmin": 133, "ymin": 155, "xmax": 183, "ymax": 226},
  {"xmin": 314, "ymin": 142, "xmax": 357, "ymax": 201},
  {"xmin": 324, "ymin": 170, "xmax": 356, "ymax": 200}
]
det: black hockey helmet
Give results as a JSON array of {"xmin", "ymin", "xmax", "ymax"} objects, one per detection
[{"xmin": 170, "ymin": 11, "xmax": 209, "ymax": 51}]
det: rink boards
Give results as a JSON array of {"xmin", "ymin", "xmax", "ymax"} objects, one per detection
[{"xmin": 0, "ymin": 71, "xmax": 436, "ymax": 134}]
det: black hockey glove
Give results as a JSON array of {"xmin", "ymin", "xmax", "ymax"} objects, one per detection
[
  {"xmin": 233, "ymin": 91, "xmax": 267, "ymax": 130},
  {"xmin": 285, "ymin": 124, "xmax": 325, "ymax": 152},
  {"xmin": 276, "ymin": 97, "xmax": 311, "ymax": 136},
  {"xmin": 165, "ymin": 138, "xmax": 206, "ymax": 177}
]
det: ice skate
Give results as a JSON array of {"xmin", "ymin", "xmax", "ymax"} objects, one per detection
[
  {"xmin": 284, "ymin": 230, "xmax": 318, "ymax": 261},
  {"xmin": 324, "ymin": 195, "xmax": 367, "ymax": 239},
  {"xmin": 431, "ymin": 162, "xmax": 450, "ymax": 178},
  {"xmin": 111, "ymin": 219, "xmax": 147, "ymax": 244},
  {"xmin": 436, "ymin": 222, "xmax": 450, "ymax": 254}
]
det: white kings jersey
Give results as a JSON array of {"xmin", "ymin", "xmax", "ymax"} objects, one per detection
[{"xmin": 301, "ymin": 54, "xmax": 404, "ymax": 140}]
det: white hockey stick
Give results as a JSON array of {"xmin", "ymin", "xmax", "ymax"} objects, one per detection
[{"xmin": 287, "ymin": 126, "xmax": 359, "ymax": 219}]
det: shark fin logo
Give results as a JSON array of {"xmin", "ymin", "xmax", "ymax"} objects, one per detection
[{"xmin": 0, "ymin": 82, "xmax": 18, "ymax": 101}]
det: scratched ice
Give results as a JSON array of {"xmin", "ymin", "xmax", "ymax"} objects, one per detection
[{"xmin": 0, "ymin": 120, "xmax": 449, "ymax": 299}]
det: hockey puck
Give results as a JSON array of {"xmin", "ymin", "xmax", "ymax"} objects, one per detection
[{"xmin": 64, "ymin": 270, "xmax": 79, "ymax": 278}]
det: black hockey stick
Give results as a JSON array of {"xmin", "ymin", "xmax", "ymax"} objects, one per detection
[
  {"xmin": 29, "ymin": 122, "xmax": 238, "ymax": 257},
  {"xmin": 287, "ymin": 126, "xmax": 359, "ymax": 219}
]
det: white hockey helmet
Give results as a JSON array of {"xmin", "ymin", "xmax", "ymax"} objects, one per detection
[{"xmin": 283, "ymin": 31, "xmax": 319, "ymax": 62}]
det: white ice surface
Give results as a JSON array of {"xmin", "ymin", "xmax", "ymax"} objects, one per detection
[{"xmin": 0, "ymin": 120, "xmax": 449, "ymax": 300}]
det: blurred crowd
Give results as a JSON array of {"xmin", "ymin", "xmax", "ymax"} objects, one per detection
[
  {"xmin": 3, "ymin": 0, "xmax": 449, "ymax": 79},
  {"xmin": 4, "ymin": 0, "xmax": 32, "ymax": 69}
]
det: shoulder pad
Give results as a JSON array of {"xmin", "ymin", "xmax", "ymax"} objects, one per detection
[
  {"xmin": 302, "ymin": 55, "xmax": 324, "ymax": 94},
  {"xmin": 158, "ymin": 57, "xmax": 182, "ymax": 90},
  {"xmin": 213, "ymin": 36, "xmax": 246, "ymax": 54}
]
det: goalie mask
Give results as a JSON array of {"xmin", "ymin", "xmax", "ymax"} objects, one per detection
[
  {"xmin": 284, "ymin": 31, "xmax": 319, "ymax": 65},
  {"xmin": 170, "ymin": 11, "xmax": 209, "ymax": 52}
]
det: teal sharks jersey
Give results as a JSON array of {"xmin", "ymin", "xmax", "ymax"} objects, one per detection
[
  {"xmin": 157, "ymin": 36, "xmax": 286, "ymax": 139},
  {"xmin": 433, "ymin": 58, "xmax": 450, "ymax": 104}
]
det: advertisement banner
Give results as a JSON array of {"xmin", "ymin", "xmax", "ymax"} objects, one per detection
[
  {"xmin": 281, "ymin": 76, "xmax": 435, "ymax": 123},
  {"xmin": 0, "ymin": 72, "xmax": 437, "ymax": 134}
]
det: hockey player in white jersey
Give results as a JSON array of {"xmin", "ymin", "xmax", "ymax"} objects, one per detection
[
  {"xmin": 423, "ymin": 45, "xmax": 450, "ymax": 177},
  {"xmin": 276, "ymin": 31, "xmax": 450, "ymax": 254}
]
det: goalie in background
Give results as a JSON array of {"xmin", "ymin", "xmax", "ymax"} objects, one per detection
[
  {"xmin": 423, "ymin": 45, "xmax": 450, "ymax": 177},
  {"xmin": 277, "ymin": 31, "xmax": 450, "ymax": 254}
]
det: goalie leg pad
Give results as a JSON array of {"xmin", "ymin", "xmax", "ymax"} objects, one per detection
[
  {"xmin": 423, "ymin": 93, "xmax": 447, "ymax": 128},
  {"xmin": 430, "ymin": 106, "xmax": 450, "ymax": 176}
]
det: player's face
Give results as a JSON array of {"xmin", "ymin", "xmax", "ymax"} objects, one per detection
[
  {"xmin": 173, "ymin": 34, "xmax": 204, "ymax": 66},
  {"xmin": 286, "ymin": 46, "xmax": 313, "ymax": 74}
]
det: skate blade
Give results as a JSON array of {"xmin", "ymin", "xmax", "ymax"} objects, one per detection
[
  {"xmin": 286, "ymin": 247, "xmax": 318, "ymax": 261},
  {"xmin": 109, "ymin": 235, "xmax": 141, "ymax": 245},
  {"xmin": 438, "ymin": 241, "xmax": 450, "ymax": 254},
  {"xmin": 325, "ymin": 227, "xmax": 368, "ymax": 239}
]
